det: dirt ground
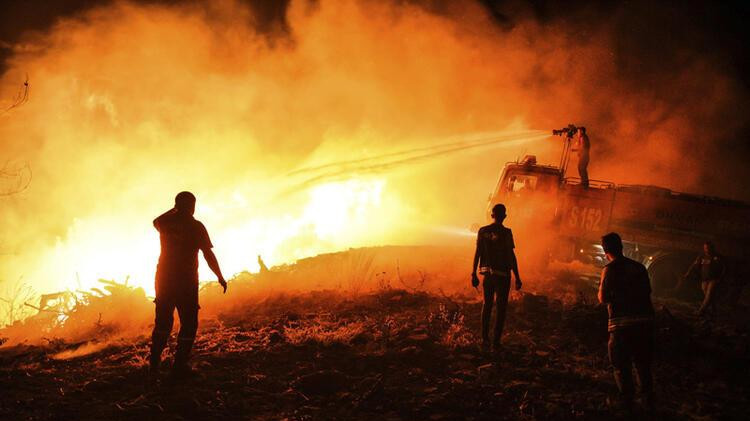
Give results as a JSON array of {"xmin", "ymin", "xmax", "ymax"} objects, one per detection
[{"xmin": 1, "ymin": 250, "xmax": 749, "ymax": 420}]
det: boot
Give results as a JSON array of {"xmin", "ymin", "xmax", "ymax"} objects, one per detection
[
  {"xmin": 149, "ymin": 332, "xmax": 169, "ymax": 373},
  {"xmin": 493, "ymin": 327, "xmax": 503, "ymax": 351},
  {"xmin": 148, "ymin": 333, "xmax": 169, "ymax": 385},
  {"xmin": 612, "ymin": 369, "xmax": 634, "ymax": 415},
  {"xmin": 171, "ymin": 337, "xmax": 196, "ymax": 380}
]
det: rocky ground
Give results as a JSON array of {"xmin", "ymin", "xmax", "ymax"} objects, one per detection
[{"xmin": 1, "ymin": 280, "xmax": 749, "ymax": 420}]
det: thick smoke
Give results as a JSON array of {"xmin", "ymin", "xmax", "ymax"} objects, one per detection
[{"xmin": 0, "ymin": 0, "xmax": 747, "ymax": 305}]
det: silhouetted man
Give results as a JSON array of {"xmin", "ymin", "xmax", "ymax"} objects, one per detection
[
  {"xmin": 683, "ymin": 241, "xmax": 726, "ymax": 319},
  {"xmin": 472, "ymin": 203, "xmax": 521, "ymax": 350},
  {"xmin": 574, "ymin": 127, "xmax": 590, "ymax": 188},
  {"xmin": 150, "ymin": 191, "xmax": 227, "ymax": 379},
  {"xmin": 598, "ymin": 232, "xmax": 654, "ymax": 413}
]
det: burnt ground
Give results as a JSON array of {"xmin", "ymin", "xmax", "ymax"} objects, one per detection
[{"xmin": 1, "ymin": 285, "xmax": 749, "ymax": 421}]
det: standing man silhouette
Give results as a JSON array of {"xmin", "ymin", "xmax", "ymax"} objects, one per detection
[
  {"xmin": 598, "ymin": 232, "xmax": 655, "ymax": 413},
  {"xmin": 683, "ymin": 241, "xmax": 726, "ymax": 319},
  {"xmin": 574, "ymin": 127, "xmax": 590, "ymax": 188},
  {"xmin": 149, "ymin": 191, "xmax": 227, "ymax": 380},
  {"xmin": 472, "ymin": 203, "xmax": 522, "ymax": 350}
]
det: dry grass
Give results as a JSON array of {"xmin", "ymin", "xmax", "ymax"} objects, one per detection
[
  {"xmin": 0, "ymin": 280, "xmax": 38, "ymax": 327},
  {"xmin": 1, "ymin": 277, "xmax": 749, "ymax": 420},
  {"xmin": 284, "ymin": 319, "xmax": 367, "ymax": 346}
]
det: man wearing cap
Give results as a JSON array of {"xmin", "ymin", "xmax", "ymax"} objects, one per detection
[
  {"xmin": 149, "ymin": 191, "xmax": 227, "ymax": 380},
  {"xmin": 471, "ymin": 203, "xmax": 522, "ymax": 350}
]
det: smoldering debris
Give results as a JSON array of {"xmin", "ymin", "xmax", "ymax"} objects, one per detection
[
  {"xmin": 0, "ymin": 279, "xmax": 152, "ymax": 347},
  {"xmin": 0, "ymin": 246, "xmax": 471, "ymax": 346}
]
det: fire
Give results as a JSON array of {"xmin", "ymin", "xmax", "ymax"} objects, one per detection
[
  {"xmin": 31, "ymin": 178, "xmax": 387, "ymax": 296},
  {"xmin": 303, "ymin": 179, "xmax": 384, "ymax": 239},
  {"xmin": 1, "ymin": 0, "xmax": 738, "ymax": 311}
]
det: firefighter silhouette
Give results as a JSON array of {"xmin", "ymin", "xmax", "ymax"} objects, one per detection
[
  {"xmin": 149, "ymin": 191, "xmax": 227, "ymax": 380},
  {"xmin": 471, "ymin": 203, "xmax": 522, "ymax": 350},
  {"xmin": 575, "ymin": 127, "xmax": 590, "ymax": 188}
]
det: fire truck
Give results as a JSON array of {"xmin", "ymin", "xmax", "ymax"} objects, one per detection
[{"xmin": 486, "ymin": 125, "xmax": 750, "ymax": 294}]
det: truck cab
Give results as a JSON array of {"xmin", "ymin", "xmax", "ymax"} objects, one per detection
[{"xmin": 487, "ymin": 155, "xmax": 562, "ymax": 221}]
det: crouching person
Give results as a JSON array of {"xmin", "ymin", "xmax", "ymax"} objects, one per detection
[{"xmin": 598, "ymin": 232, "xmax": 655, "ymax": 414}]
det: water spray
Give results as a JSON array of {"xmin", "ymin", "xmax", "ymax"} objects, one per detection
[{"xmin": 286, "ymin": 130, "xmax": 549, "ymax": 192}]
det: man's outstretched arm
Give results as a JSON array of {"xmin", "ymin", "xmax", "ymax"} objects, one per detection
[
  {"xmin": 683, "ymin": 256, "xmax": 699, "ymax": 279},
  {"xmin": 511, "ymin": 250, "xmax": 521, "ymax": 290},
  {"xmin": 472, "ymin": 245, "xmax": 481, "ymax": 276},
  {"xmin": 471, "ymin": 233, "xmax": 481, "ymax": 287},
  {"xmin": 202, "ymin": 248, "xmax": 227, "ymax": 293},
  {"xmin": 675, "ymin": 256, "xmax": 699, "ymax": 291},
  {"xmin": 598, "ymin": 267, "xmax": 609, "ymax": 304}
]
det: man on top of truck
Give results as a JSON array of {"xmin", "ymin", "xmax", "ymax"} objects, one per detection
[
  {"xmin": 552, "ymin": 124, "xmax": 590, "ymax": 187},
  {"xmin": 574, "ymin": 127, "xmax": 590, "ymax": 188},
  {"xmin": 471, "ymin": 203, "xmax": 522, "ymax": 350}
]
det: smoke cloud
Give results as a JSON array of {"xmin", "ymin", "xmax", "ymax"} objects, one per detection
[{"xmin": 0, "ymin": 0, "xmax": 747, "ymax": 304}]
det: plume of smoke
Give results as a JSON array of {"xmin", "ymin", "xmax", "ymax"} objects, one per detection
[
  {"xmin": 0, "ymin": 161, "xmax": 32, "ymax": 197},
  {"xmin": 0, "ymin": 0, "xmax": 746, "ymax": 304}
]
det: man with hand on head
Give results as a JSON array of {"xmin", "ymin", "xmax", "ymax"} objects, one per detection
[{"xmin": 149, "ymin": 191, "xmax": 227, "ymax": 381}]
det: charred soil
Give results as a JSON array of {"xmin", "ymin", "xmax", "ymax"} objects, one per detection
[{"xmin": 1, "ymin": 254, "xmax": 749, "ymax": 420}]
